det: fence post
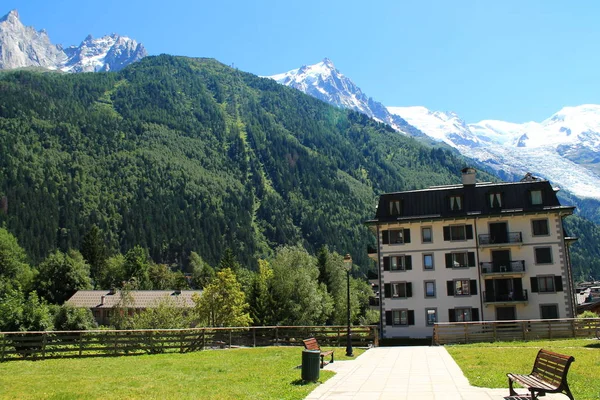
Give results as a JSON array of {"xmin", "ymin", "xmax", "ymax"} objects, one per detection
[
  {"xmin": 79, "ymin": 332, "xmax": 84, "ymax": 357},
  {"xmin": 373, "ymin": 326, "xmax": 379, "ymax": 347},
  {"xmin": 202, "ymin": 329, "xmax": 205, "ymax": 350},
  {"xmin": 521, "ymin": 321, "xmax": 527, "ymax": 341},
  {"xmin": 229, "ymin": 330, "xmax": 232, "ymax": 348},
  {"xmin": 0, "ymin": 334, "xmax": 5, "ymax": 362},
  {"xmin": 252, "ymin": 327, "xmax": 256, "ymax": 348},
  {"xmin": 493, "ymin": 323, "xmax": 497, "ymax": 342},
  {"xmin": 275, "ymin": 327, "xmax": 279, "ymax": 346},
  {"xmin": 114, "ymin": 331, "xmax": 118, "ymax": 355},
  {"xmin": 41, "ymin": 333, "xmax": 47, "ymax": 360},
  {"xmin": 571, "ymin": 319, "xmax": 576, "ymax": 338},
  {"xmin": 337, "ymin": 327, "xmax": 341, "ymax": 347}
]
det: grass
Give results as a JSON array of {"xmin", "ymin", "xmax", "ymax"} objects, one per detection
[
  {"xmin": 446, "ymin": 338, "xmax": 600, "ymax": 400},
  {"xmin": 0, "ymin": 346, "xmax": 364, "ymax": 400}
]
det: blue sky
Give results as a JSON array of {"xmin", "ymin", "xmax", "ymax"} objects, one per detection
[{"xmin": 4, "ymin": 1, "xmax": 600, "ymax": 123}]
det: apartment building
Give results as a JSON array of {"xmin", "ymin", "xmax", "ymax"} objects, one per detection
[{"xmin": 366, "ymin": 168, "xmax": 577, "ymax": 339}]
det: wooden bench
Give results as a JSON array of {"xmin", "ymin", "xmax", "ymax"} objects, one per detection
[
  {"xmin": 507, "ymin": 349, "xmax": 575, "ymax": 400},
  {"xmin": 302, "ymin": 338, "xmax": 334, "ymax": 368}
]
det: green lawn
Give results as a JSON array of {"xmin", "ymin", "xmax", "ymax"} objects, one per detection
[
  {"xmin": 446, "ymin": 338, "xmax": 600, "ymax": 400},
  {"xmin": 0, "ymin": 346, "xmax": 363, "ymax": 400}
]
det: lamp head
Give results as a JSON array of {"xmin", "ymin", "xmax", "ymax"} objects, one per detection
[{"xmin": 343, "ymin": 253, "xmax": 352, "ymax": 271}]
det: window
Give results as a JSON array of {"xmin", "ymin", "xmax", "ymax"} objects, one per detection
[
  {"xmin": 385, "ymin": 282, "xmax": 413, "ymax": 298},
  {"xmin": 449, "ymin": 195, "xmax": 463, "ymax": 211},
  {"xmin": 392, "ymin": 282, "xmax": 410, "ymax": 298},
  {"xmin": 386, "ymin": 309, "xmax": 415, "ymax": 326},
  {"xmin": 540, "ymin": 304, "xmax": 559, "ymax": 319},
  {"xmin": 425, "ymin": 308, "xmax": 437, "ymax": 326},
  {"xmin": 383, "ymin": 228, "xmax": 411, "ymax": 245},
  {"xmin": 538, "ymin": 276, "xmax": 555, "ymax": 293},
  {"xmin": 454, "ymin": 280, "xmax": 471, "ymax": 296},
  {"xmin": 535, "ymin": 247, "xmax": 553, "ymax": 264},
  {"xmin": 447, "ymin": 279, "xmax": 477, "ymax": 296},
  {"xmin": 443, "ymin": 224, "xmax": 473, "ymax": 241},
  {"xmin": 454, "ymin": 308, "xmax": 472, "ymax": 322},
  {"xmin": 532, "ymin": 219, "xmax": 549, "ymax": 236},
  {"xmin": 424, "ymin": 281, "xmax": 436, "ymax": 297},
  {"xmin": 445, "ymin": 252, "xmax": 475, "ymax": 268},
  {"xmin": 389, "ymin": 199, "xmax": 403, "ymax": 216},
  {"xmin": 489, "ymin": 192, "xmax": 503, "ymax": 208},
  {"xmin": 383, "ymin": 255, "xmax": 412, "ymax": 271},
  {"xmin": 530, "ymin": 190, "xmax": 543, "ymax": 205},
  {"xmin": 531, "ymin": 276, "xmax": 563, "ymax": 293},
  {"xmin": 393, "ymin": 309, "xmax": 408, "ymax": 325},
  {"xmin": 423, "ymin": 254, "xmax": 434, "ymax": 270},
  {"xmin": 421, "ymin": 227, "xmax": 432, "ymax": 243}
]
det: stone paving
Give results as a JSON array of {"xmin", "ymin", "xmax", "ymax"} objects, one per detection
[{"xmin": 305, "ymin": 346, "xmax": 565, "ymax": 400}]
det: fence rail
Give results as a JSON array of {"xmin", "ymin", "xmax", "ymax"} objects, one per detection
[
  {"xmin": 0, "ymin": 325, "xmax": 378, "ymax": 362},
  {"xmin": 433, "ymin": 318, "xmax": 600, "ymax": 345}
]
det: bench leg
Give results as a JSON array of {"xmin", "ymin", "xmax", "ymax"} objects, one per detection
[
  {"xmin": 320, "ymin": 355, "xmax": 324, "ymax": 369},
  {"xmin": 331, "ymin": 352, "xmax": 334, "ymax": 364},
  {"xmin": 508, "ymin": 378, "xmax": 518, "ymax": 396}
]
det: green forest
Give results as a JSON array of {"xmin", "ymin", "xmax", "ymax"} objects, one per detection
[{"xmin": 0, "ymin": 55, "xmax": 598, "ymax": 331}]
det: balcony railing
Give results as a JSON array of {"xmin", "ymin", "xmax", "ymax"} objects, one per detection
[
  {"xmin": 483, "ymin": 290, "xmax": 528, "ymax": 303},
  {"xmin": 480, "ymin": 260, "xmax": 525, "ymax": 274},
  {"xmin": 478, "ymin": 232, "xmax": 522, "ymax": 245},
  {"xmin": 368, "ymin": 297, "xmax": 380, "ymax": 307}
]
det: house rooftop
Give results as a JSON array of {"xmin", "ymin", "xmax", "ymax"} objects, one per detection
[{"xmin": 65, "ymin": 290, "xmax": 202, "ymax": 309}]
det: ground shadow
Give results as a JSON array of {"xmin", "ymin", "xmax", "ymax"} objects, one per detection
[
  {"xmin": 584, "ymin": 341, "xmax": 600, "ymax": 349},
  {"xmin": 290, "ymin": 379, "xmax": 317, "ymax": 386}
]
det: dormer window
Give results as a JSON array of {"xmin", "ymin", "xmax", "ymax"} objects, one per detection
[
  {"xmin": 530, "ymin": 190, "xmax": 543, "ymax": 205},
  {"xmin": 489, "ymin": 193, "xmax": 502, "ymax": 208},
  {"xmin": 389, "ymin": 199, "xmax": 403, "ymax": 216},
  {"xmin": 449, "ymin": 195, "xmax": 463, "ymax": 211}
]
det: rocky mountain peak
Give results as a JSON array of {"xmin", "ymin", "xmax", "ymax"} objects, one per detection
[{"xmin": 0, "ymin": 9, "xmax": 146, "ymax": 73}]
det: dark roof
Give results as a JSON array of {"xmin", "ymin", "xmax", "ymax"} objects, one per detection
[
  {"xmin": 368, "ymin": 179, "xmax": 574, "ymax": 224},
  {"xmin": 65, "ymin": 290, "xmax": 202, "ymax": 308}
]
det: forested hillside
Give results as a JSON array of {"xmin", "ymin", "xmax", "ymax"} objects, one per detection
[
  {"xmin": 0, "ymin": 55, "xmax": 470, "ymax": 270},
  {"xmin": 0, "ymin": 55, "xmax": 597, "ymax": 280}
]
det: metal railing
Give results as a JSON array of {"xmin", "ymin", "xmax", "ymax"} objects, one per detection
[
  {"xmin": 433, "ymin": 318, "xmax": 600, "ymax": 345},
  {"xmin": 480, "ymin": 260, "xmax": 525, "ymax": 274},
  {"xmin": 478, "ymin": 232, "xmax": 522, "ymax": 245},
  {"xmin": 0, "ymin": 325, "xmax": 379, "ymax": 362},
  {"xmin": 483, "ymin": 289, "xmax": 528, "ymax": 303}
]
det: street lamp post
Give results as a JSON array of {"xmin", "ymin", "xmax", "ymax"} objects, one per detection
[{"xmin": 343, "ymin": 253, "xmax": 353, "ymax": 357}]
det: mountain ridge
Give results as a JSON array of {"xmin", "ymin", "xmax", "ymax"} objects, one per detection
[{"xmin": 0, "ymin": 9, "xmax": 147, "ymax": 72}]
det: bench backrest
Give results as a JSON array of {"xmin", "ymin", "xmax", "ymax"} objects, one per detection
[
  {"xmin": 531, "ymin": 349, "xmax": 575, "ymax": 387},
  {"xmin": 303, "ymin": 338, "xmax": 321, "ymax": 351}
]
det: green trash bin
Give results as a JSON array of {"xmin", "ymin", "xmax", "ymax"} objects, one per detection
[{"xmin": 301, "ymin": 349, "xmax": 320, "ymax": 382}]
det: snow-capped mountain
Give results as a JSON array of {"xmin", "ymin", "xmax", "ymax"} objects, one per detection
[
  {"xmin": 0, "ymin": 9, "xmax": 146, "ymax": 73},
  {"xmin": 268, "ymin": 59, "xmax": 424, "ymax": 137},
  {"xmin": 388, "ymin": 105, "xmax": 600, "ymax": 200},
  {"xmin": 270, "ymin": 58, "xmax": 600, "ymax": 201}
]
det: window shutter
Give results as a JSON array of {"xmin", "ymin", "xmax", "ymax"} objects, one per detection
[
  {"xmin": 466, "ymin": 225, "xmax": 474, "ymax": 240},
  {"xmin": 448, "ymin": 309, "xmax": 456, "ymax": 323},
  {"xmin": 408, "ymin": 310, "xmax": 415, "ymax": 325},
  {"xmin": 530, "ymin": 277, "xmax": 539, "ymax": 293},
  {"xmin": 443, "ymin": 226, "xmax": 450, "ymax": 241},
  {"xmin": 445, "ymin": 253, "xmax": 453, "ymax": 268},
  {"xmin": 406, "ymin": 282, "xmax": 412, "ymax": 298},
  {"xmin": 472, "ymin": 308, "xmax": 480, "ymax": 321},
  {"xmin": 383, "ymin": 257, "xmax": 390, "ymax": 271},
  {"xmin": 382, "ymin": 231, "xmax": 389, "ymax": 245},
  {"xmin": 468, "ymin": 252, "xmax": 475, "ymax": 267},
  {"xmin": 470, "ymin": 280, "xmax": 478, "ymax": 295},
  {"xmin": 405, "ymin": 255, "xmax": 412, "ymax": 270},
  {"xmin": 447, "ymin": 281, "xmax": 454, "ymax": 296},
  {"xmin": 384, "ymin": 283, "xmax": 392, "ymax": 298},
  {"xmin": 555, "ymin": 276, "xmax": 563, "ymax": 292},
  {"xmin": 385, "ymin": 311, "xmax": 393, "ymax": 326},
  {"xmin": 403, "ymin": 229, "xmax": 411, "ymax": 243}
]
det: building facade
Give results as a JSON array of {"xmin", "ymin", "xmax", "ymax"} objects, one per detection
[{"xmin": 366, "ymin": 168, "xmax": 577, "ymax": 339}]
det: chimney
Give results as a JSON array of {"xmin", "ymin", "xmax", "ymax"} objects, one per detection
[
  {"xmin": 173, "ymin": 289, "xmax": 181, "ymax": 295},
  {"xmin": 461, "ymin": 167, "xmax": 476, "ymax": 186},
  {"xmin": 100, "ymin": 295, "xmax": 105, "ymax": 305},
  {"xmin": 109, "ymin": 288, "xmax": 116, "ymax": 295}
]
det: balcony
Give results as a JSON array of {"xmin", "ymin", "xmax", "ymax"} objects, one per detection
[
  {"xmin": 478, "ymin": 232, "xmax": 522, "ymax": 246},
  {"xmin": 483, "ymin": 290, "xmax": 528, "ymax": 304},
  {"xmin": 368, "ymin": 297, "xmax": 380, "ymax": 307},
  {"xmin": 480, "ymin": 260, "xmax": 525, "ymax": 275},
  {"xmin": 367, "ymin": 245, "xmax": 378, "ymax": 260}
]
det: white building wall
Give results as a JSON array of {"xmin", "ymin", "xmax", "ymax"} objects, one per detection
[{"xmin": 378, "ymin": 211, "xmax": 573, "ymax": 339}]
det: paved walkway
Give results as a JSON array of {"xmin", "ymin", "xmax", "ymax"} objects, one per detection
[{"xmin": 305, "ymin": 346, "xmax": 565, "ymax": 400}]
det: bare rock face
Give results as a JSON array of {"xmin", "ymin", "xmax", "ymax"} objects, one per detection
[
  {"xmin": 0, "ymin": 9, "xmax": 147, "ymax": 72},
  {"xmin": 0, "ymin": 10, "xmax": 67, "ymax": 70}
]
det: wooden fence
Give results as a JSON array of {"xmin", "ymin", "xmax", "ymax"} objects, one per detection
[
  {"xmin": 0, "ymin": 325, "xmax": 378, "ymax": 362},
  {"xmin": 433, "ymin": 318, "xmax": 600, "ymax": 345}
]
